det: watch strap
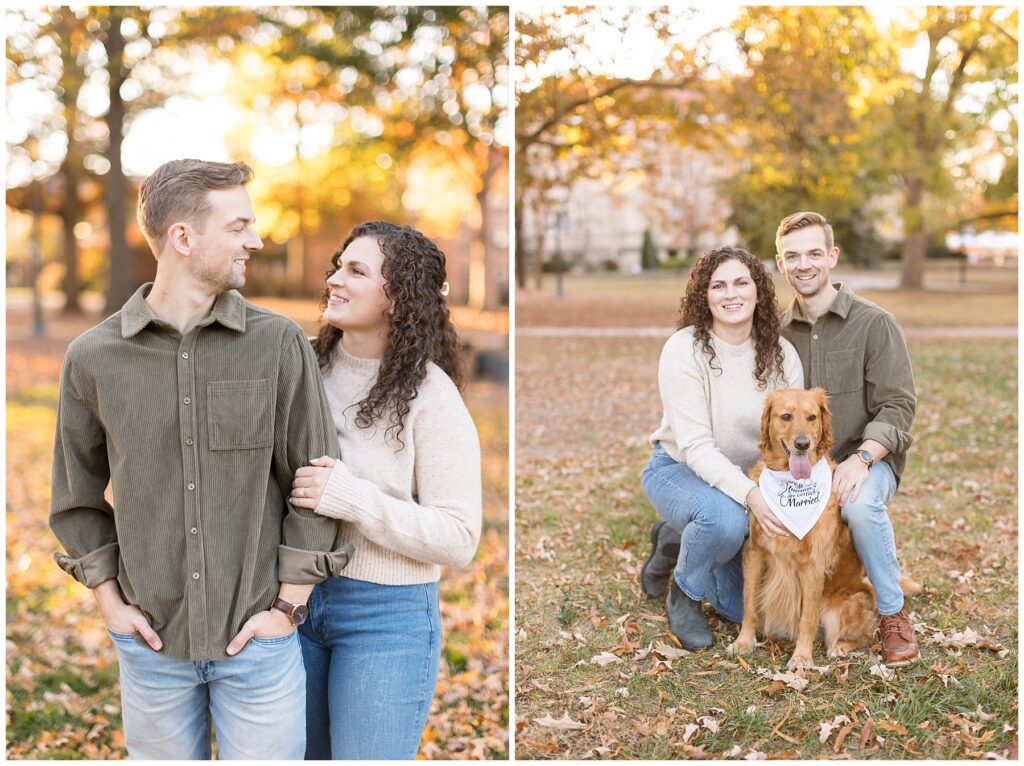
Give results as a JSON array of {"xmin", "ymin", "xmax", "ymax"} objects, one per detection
[{"xmin": 271, "ymin": 597, "xmax": 300, "ymax": 622}]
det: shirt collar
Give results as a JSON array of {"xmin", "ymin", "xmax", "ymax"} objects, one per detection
[
  {"xmin": 121, "ymin": 283, "xmax": 248, "ymax": 338},
  {"xmin": 783, "ymin": 281, "xmax": 851, "ymax": 325}
]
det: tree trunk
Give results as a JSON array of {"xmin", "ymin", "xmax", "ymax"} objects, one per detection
[
  {"xmin": 59, "ymin": 181, "xmax": 82, "ymax": 314},
  {"xmin": 103, "ymin": 9, "xmax": 134, "ymax": 315},
  {"xmin": 514, "ymin": 197, "xmax": 526, "ymax": 289},
  {"xmin": 531, "ymin": 203, "xmax": 545, "ymax": 290},
  {"xmin": 58, "ymin": 16, "xmax": 84, "ymax": 314},
  {"xmin": 476, "ymin": 145, "xmax": 505, "ymax": 310},
  {"xmin": 899, "ymin": 177, "xmax": 927, "ymax": 290},
  {"xmin": 900, "ymin": 233, "xmax": 928, "ymax": 290}
]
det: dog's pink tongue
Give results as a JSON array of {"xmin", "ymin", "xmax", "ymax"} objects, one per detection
[{"xmin": 789, "ymin": 452, "xmax": 813, "ymax": 480}]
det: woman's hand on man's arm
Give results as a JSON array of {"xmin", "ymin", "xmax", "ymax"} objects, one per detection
[{"xmin": 291, "ymin": 455, "xmax": 337, "ymax": 509}]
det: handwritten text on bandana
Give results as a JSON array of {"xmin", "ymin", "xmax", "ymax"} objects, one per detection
[{"xmin": 757, "ymin": 458, "xmax": 833, "ymax": 540}]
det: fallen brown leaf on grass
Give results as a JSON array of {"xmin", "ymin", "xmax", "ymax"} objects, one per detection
[
  {"xmin": 758, "ymin": 680, "xmax": 788, "ymax": 696},
  {"xmin": 878, "ymin": 719, "xmax": 909, "ymax": 735},
  {"xmin": 859, "ymin": 718, "xmax": 875, "ymax": 750},
  {"xmin": 819, "ymin": 714, "xmax": 852, "ymax": 744},
  {"xmin": 869, "ymin": 662, "xmax": 896, "ymax": 680},
  {"xmin": 534, "ymin": 713, "xmax": 588, "ymax": 731},
  {"xmin": 833, "ymin": 721, "xmax": 856, "ymax": 752},
  {"xmin": 756, "ymin": 667, "xmax": 809, "ymax": 691},
  {"xmin": 923, "ymin": 626, "xmax": 1007, "ymax": 656},
  {"xmin": 581, "ymin": 741, "xmax": 620, "ymax": 759},
  {"xmin": 697, "ymin": 714, "xmax": 720, "ymax": 734},
  {"xmin": 674, "ymin": 743, "xmax": 711, "ymax": 759},
  {"xmin": 652, "ymin": 640, "xmax": 689, "ymax": 660}
]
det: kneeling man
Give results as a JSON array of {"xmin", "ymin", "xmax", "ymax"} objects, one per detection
[{"xmin": 775, "ymin": 210, "xmax": 918, "ymax": 665}]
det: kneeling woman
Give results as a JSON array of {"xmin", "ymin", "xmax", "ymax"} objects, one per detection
[
  {"xmin": 640, "ymin": 246, "xmax": 803, "ymax": 649},
  {"xmin": 290, "ymin": 221, "xmax": 482, "ymax": 759}
]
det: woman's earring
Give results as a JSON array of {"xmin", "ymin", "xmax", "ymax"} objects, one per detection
[{"xmin": 440, "ymin": 281, "xmax": 450, "ymax": 297}]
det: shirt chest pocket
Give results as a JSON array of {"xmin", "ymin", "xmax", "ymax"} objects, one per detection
[
  {"xmin": 825, "ymin": 349, "xmax": 864, "ymax": 395},
  {"xmin": 207, "ymin": 379, "xmax": 273, "ymax": 450}
]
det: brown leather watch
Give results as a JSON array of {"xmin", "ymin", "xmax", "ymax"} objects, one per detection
[{"xmin": 271, "ymin": 597, "xmax": 309, "ymax": 626}]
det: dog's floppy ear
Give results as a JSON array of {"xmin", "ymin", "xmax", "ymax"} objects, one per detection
[
  {"xmin": 760, "ymin": 390, "xmax": 781, "ymax": 455},
  {"xmin": 812, "ymin": 387, "xmax": 834, "ymax": 458}
]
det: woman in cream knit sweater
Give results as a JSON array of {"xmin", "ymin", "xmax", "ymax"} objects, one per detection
[
  {"xmin": 289, "ymin": 221, "xmax": 481, "ymax": 759},
  {"xmin": 640, "ymin": 246, "xmax": 803, "ymax": 650}
]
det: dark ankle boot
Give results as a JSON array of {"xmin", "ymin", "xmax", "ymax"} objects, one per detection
[
  {"xmin": 666, "ymin": 579, "xmax": 712, "ymax": 649},
  {"xmin": 640, "ymin": 520, "xmax": 681, "ymax": 598}
]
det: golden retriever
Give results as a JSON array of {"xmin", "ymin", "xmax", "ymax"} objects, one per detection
[{"xmin": 727, "ymin": 388, "xmax": 877, "ymax": 670}]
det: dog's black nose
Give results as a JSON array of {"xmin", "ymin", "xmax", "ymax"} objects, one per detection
[{"xmin": 794, "ymin": 435, "xmax": 811, "ymax": 452}]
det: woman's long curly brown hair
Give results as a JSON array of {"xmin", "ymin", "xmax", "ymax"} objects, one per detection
[
  {"xmin": 676, "ymin": 246, "xmax": 786, "ymax": 390},
  {"xmin": 311, "ymin": 221, "xmax": 465, "ymax": 446}
]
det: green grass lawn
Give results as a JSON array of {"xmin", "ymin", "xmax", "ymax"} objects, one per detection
[
  {"xmin": 516, "ymin": 269, "xmax": 1017, "ymax": 328},
  {"xmin": 514, "ymin": 335, "xmax": 1017, "ymax": 759}
]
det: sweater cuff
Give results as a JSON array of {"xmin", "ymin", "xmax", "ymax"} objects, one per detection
[
  {"xmin": 722, "ymin": 475, "xmax": 757, "ymax": 508},
  {"xmin": 278, "ymin": 542, "xmax": 353, "ymax": 583},
  {"xmin": 316, "ymin": 461, "xmax": 375, "ymax": 522},
  {"xmin": 54, "ymin": 541, "xmax": 120, "ymax": 588}
]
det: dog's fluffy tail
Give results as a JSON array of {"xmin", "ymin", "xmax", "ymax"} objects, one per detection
[
  {"xmin": 900, "ymin": 575, "xmax": 923, "ymax": 594},
  {"xmin": 860, "ymin": 574, "xmax": 923, "ymax": 594}
]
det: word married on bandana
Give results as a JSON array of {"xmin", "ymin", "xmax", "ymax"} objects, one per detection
[{"xmin": 758, "ymin": 458, "xmax": 833, "ymax": 540}]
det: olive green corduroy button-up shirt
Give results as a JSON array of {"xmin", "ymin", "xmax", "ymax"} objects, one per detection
[
  {"xmin": 781, "ymin": 282, "xmax": 916, "ymax": 485},
  {"xmin": 50, "ymin": 284, "xmax": 350, "ymax": 660}
]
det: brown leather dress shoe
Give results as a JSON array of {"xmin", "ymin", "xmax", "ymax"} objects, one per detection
[{"xmin": 879, "ymin": 607, "xmax": 918, "ymax": 666}]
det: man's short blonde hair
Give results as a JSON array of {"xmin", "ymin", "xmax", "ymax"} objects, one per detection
[
  {"xmin": 137, "ymin": 159, "xmax": 253, "ymax": 256},
  {"xmin": 776, "ymin": 211, "xmax": 834, "ymax": 254}
]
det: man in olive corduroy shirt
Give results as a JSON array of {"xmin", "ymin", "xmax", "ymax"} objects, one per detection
[
  {"xmin": 775, "ymin": 211, "xmax": 918, "ymax": 666},
  {"xmin": 49, "ymin": 159, "xmax": 349, "ymax": 759}
]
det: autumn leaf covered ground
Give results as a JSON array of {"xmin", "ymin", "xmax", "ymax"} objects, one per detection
[
  {"xmin": 514, "ymin": 272, "xmax": 1017, "ymax": 760},
  {"xmin": 5, "ymin": 296, "xmax": 509, "ymax": 760}
]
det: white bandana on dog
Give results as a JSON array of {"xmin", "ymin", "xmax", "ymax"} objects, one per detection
[{"xmin": 757, "ymin": 458, "xmax": 833, "ymax": 540}]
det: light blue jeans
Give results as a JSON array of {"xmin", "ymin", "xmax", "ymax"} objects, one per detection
[
  {"xmin": 298, "ymin": 576, "xmax": 441, "ymax": 760},
  {"xmin": 841, "ymin": 460, "xmax": 904, "ymax": 615},
  {"xmin": 641, "ymin": 444, "xmax": 747, "ymax": 623},
  {"xmin": 109, "ymin": 628, "xmax": 305, "ymax": 759}
]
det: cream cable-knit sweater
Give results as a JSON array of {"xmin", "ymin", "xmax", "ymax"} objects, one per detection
[
  {"xmin": 649, "ymin": 326, "xmax": 804, "ymax": 506},
  {"xmin": 315, "ymin": 343, "xmax": 482, "ymax": 584}
]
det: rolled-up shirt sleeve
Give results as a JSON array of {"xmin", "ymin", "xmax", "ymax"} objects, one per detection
[
  {"xmin": 49, "ymin": 355, "xmax": 120, "ymax": 588},
  {"xmin": 273, "ymin": 330, "xmax": 351, "ymax": 583},
  {"xmin": 862, "ymin": 313, "xmax": 916, "ymax": 455}
]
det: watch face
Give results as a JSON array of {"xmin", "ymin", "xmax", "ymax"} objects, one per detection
[
  {"xmin": 292, "ymin": 604, "xmax": 309, "ymax": 625},
  {"xmin": 858, "ymin": 450, "xmax": 872, "ymax": 465}
]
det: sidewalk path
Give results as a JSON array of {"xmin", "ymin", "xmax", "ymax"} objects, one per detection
[{"xmin": 516, "ymin": 325, "xmax": 1017, "ymax": 339}]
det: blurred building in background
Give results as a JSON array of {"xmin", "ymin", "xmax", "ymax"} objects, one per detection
[{"xmin": 519, "ymin": 143, "xmax": 737, "ymax": 273}]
